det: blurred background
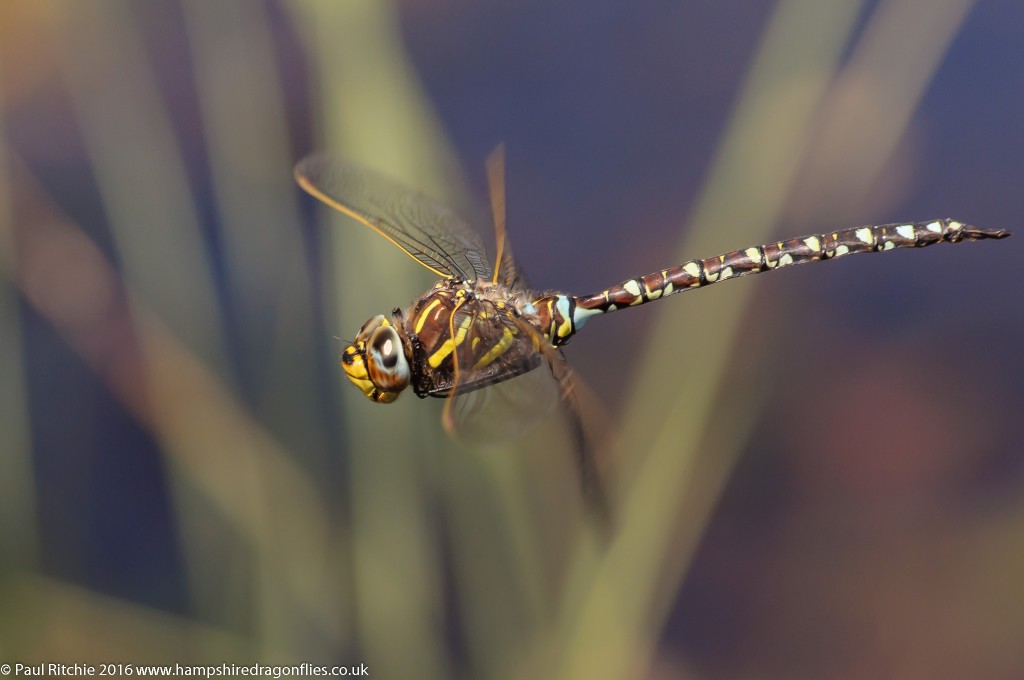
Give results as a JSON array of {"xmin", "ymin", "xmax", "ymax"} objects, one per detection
[{"xmin": 1, "ymin": 0, "xmax": 1022, "ymax": 678}]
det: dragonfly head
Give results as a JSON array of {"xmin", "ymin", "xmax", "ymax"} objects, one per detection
[{"xmin": 341, "ymin": 314, "xmax": 411, "ymax": 404}]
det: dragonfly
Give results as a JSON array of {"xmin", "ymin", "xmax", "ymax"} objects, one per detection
[{"xmin": 295, "ymin": 149, "xmax": 1010, "ymax": 513}]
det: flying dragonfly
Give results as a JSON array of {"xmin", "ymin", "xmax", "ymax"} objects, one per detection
[{"xmin": 295, "ymin": 149, "xmax": 1010, "ymax": 515}]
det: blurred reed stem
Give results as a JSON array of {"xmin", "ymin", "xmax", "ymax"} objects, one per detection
[
  {"xmin": 54, "ymin": 0, "xmax": 247, "ymax": 645},
  {"xmin": 553, "ymin": 1, "xmax": 868, "ymax": 677},
  {"xmin": 6, "ymin": 159, "xmax": 344, "ymax": 661},
  {"xmin": 289, "ymin": 1, "xmax": 460, "ymax": 677},
  {"xmin": 181, "ymin": 0, "xmax": 325, "ymax": 444},
  {"xmin": 55, "ymin": 0, "xmax": 227, "ymax": 372},
  {"xmin": 3, "ymin": 574, "xmax": 253, "ymax": 664},
  {"xmin": 793, "ymin": 0, "xmax": 977, "ymax": 219},
  {"xmin": 43, "ymin": 0, "xmax": 351, "ymax": 661},
  {"xmin": 0, "ymin": 84, "xmax": 39, "ymax": 578},
  {"xmin": 554, "ymin": 0, "xmax": 977, "ymax": 675},
  {"xmin": 181, "ymin": 0, "xmax": 334, "ymax": 658}
]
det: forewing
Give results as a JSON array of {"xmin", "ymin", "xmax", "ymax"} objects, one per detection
[
  {"xmin": 295, "ymin": 153, "xmax": 492, "ymax": 281},
  {"xmin": 432, "ymin": 304, "xmax": 608, "ymax": 522},
  {"xmin": 496, "ymin": 237, "xmax": 530, "ymax": 290},
  {"xmin": 438, "ymin": 306, "xmax": 558, "ymax": 443},
  {"xmin": 485, "ymin": 144, "xmax": 530, "ymax": 290},
  {"xmin": 445, "ymin": 360, "xmax": 561, "ymax": 444}
]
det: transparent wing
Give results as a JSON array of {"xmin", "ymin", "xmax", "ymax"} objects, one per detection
[
  {"xmin": 440, "ymin": 308, "xmax": 567, "ymax": 440},
  {"xmin": 421, "ymin": 301, "xmax": 554, "ymax": 440},
  {"xmin": 442, "ymin": 312, "xmax": 609, "ymax": 522},
  {"xmin": 415, "ymin": 299, "xmax": 606, "ymax": 521},
  {"xmin": 295, "ymin": 153, "xmax": 492, "ymax": 281},
  {"xmin": 445, "ymin": 361, "xmax": 561, "ymax": 444},
  {"xmin": 495, "ymin": 229, "xmax": 531, "ymax": 290},
  {"xmin": 486, "ymin": 144, "xmax": 530, "ymax": 290}
]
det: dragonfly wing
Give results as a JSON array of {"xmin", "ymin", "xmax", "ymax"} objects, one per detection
[
  {"xmin": 295, "ymin": 153, "xmax": 493, "ymax": 281},
  {"xmin": 485, "ymin": 144, "xmax": 530, "ymax": 290},
  {"xmin": 434, "ymin": 308, "xmax": 557, "ymax": 441},
  {"xmin": 445, "ymin": 360, "xmax": 561, "ymax": 444},
  {"xmin": 418, "ymin": 301, "xmax": 554, "ymax": 440},
  {"xmin": 417, "ymin": 299, "xmax": 607, "ymax": 520},
  {"xmin": 442, "ymin": 312, "xmax": 609, "ymax": 523},
  {"xmin": 496, "ymin": 237, "xmax": 531, "ymax": 290}
]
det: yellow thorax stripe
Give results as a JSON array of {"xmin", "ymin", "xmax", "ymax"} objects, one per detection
[
  {"xmin": 414, "ymin": 298, "xmax": 443, "ymax": 334},
  {"xmin": 473, "ymin": 327, "xmax": 515, "ymax": 370},
  {"xmin": 428, "ymin": 316, "xmax": 472, "ymax": 368}
]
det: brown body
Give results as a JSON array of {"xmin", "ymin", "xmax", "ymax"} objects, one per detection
[
  {"xmin": 399, "ymin": 279, "xmax": 547, "ymax": 398},
  {"xmin": 298, "ymin": 153, "xmax": 1010, "ymax": 524}
]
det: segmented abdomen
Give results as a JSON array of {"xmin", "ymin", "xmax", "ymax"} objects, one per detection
[{"xmin": 566, "ymin": 218, "xmax": 1009, "ymax": 329}]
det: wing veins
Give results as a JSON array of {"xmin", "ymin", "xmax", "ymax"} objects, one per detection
[
  {"xmin": 296, "ymin": 173, "xmax": 450, "ymax": 278},
  {"xmin": 295, "ymin": 154, "xmax": 492, "ymax": 281}
]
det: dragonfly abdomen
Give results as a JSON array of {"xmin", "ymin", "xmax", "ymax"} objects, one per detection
[{"xmin": 563, "ymin": 218, "xmax": 1009, "ymax": 334}]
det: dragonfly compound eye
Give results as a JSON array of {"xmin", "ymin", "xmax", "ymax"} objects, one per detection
[
  {"xmin": 355, "ymin": 314, "xmax": 388, "ymax": 343},
  {"xmin": 366, "ymin": 325, "xmax": 411, "ymax": 397}
]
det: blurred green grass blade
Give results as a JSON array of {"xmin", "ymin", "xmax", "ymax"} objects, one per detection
[
  {"xmin": 180, "ymin": 0, "xmax": 334, "ymax": 656},
  {"xmin": 793, "ymin": 0, "xmax": 978, "ymax": 218},
  {"xmin": 0, "ymin": 87, "xmax": 39, "ymax": 577},
  {"xmin": 287, "ymin": 2, "xmax": 460, "ymax": 678},
  {"xmin": 436, "ymin": 422, "xmax": 584, "ymax": 675},
  {"xmin": 180, "ymin": 1, "xmax": 325, "ymax": 444},
  {"xmin": 4, "ymin": 155, "xmax": 350, "ymax": 663},
  {"xmin": 51, "ymin": 0, "xmax": 354, "ymax": 657},
  {"xmin": 554, "ymin": 1, "xmax": 868, "ymax": 677},
  {"xmin": 0, "ymin": 574, "xmax": 254, "ymax": 663},
  {"xmin": 555, "ymin": 0, "xmax": 978, "ymax": 674},
  {"xmin": 53, "ymin": 0, "xmax": 265, "ymax": 649},
  {"xmin": 290, "ymin": 0, "xmax": 466, "ymax": 194},
  {"xmin": 5, "ymin": 162, "xmax": 350, "ymax": 661},
  {"xmin": 54, "ymin": 0, "xmax": 228, "ymax": 373}
]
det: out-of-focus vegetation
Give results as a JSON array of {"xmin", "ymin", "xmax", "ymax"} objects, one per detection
[{"xmin": 1, "ymin": 1, "xmax": 1022, "ymax": 678}]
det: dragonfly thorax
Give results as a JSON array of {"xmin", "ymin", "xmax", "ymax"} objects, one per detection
[{"xmin": 341, "ymin": 314, "xmax": 411, "ymax": 404}]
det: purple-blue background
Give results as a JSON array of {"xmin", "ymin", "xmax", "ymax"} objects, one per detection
[{"xmin": 3, "ymin": 1, "xmax": 1023, "ymax": 677}]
